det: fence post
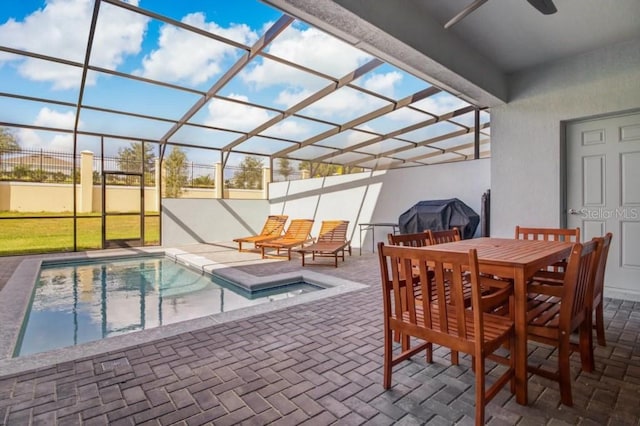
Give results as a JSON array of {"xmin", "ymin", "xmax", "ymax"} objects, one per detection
[
  {"xmin": 79, "ymin": 150, "xmax": 93, "ymax": 213},
  {"xmin": 262, "ymin": 167, "xmax": 271, "ymax": 199},
  {"xmin": 154, "ymin": 158, "xmax": 161, "ymax": 211},
  {"xmin": 214, "ymin": 162, "xmax": 223, "ymax": 199}
]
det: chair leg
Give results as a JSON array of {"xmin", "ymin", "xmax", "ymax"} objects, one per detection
[
  {"xmin": 424, "ymin": 343, "xmax": 433, "ymax": 364},
  {"xmin": 558, "ymin": 339, "xmax": 573, "ymax": 406},
  {"xmin": 579, "ymin": 317, "xmax": 594, "ymax": 373},
  {"xmin": 451, "ymin": 350, "xmax": 459, "ymax": 365},
  {"xmin": 474, "ymin": 355, "xmax": 486, "ymax": 426},
  {"xmin": 383, "ymin": 325, "xmax": 393, "ymax": 389},
  {"xmin": 595, "ymin": 302, "xmax": 606, "ymax": 346}
]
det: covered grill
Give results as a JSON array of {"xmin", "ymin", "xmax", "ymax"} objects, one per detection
[{"xmin": 398, "ymin": 198, "xmax": 480, "ymax": 239}]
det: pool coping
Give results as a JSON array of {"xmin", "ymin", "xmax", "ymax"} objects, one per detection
[{"xmin": 0, "ymin": 247, "xmax": 368, "ymax": 377}]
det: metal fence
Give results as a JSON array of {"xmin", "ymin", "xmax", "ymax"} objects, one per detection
[
  {"xmin": 0, "ymin": 148, "xmax": 77, "ymax": 183},
  {"xmin": 0, "ymin": 148, "xmax": 217, "ymax": 188}
]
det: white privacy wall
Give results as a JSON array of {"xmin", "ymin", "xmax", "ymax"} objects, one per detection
[
  {"xmin": 491, "ymin": 38, "xmax": 640, "ymax": 237},
  {"xmin": 162, "ymin": 199, "xmax": 270, "ymax": 247},
  {"xmin": 269, "ymin": 158, "xmax": 490, "ymax": 251}
]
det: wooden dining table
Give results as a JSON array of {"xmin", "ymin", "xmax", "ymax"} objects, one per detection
[{"xmin": 421, "ymin": 237, "xmax": 574, "ymax": 405}]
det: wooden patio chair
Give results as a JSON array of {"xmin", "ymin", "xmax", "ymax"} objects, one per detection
[
  {"xmin": 427, "ymin": 227, "xmax": 461, "ymax": 244},
  {"xmin": 378, "ymin": 242, "xmax": 515, "ymax": 425},
  {"xmin": 515, "ymin": 226, "xmax": 581, "ymax": 275},
  {"xmin": 387, "ymin": 229, "xmax": 508, "ymax": 364},
  {"xmin": 258, "ymin": 219, "xmax": 314, "ymax": 260},
  {"xmin": 298, "ymin": 220, "xmax": 351, "ymax": 267},
  {"xmin": 590, "ymin": 233, "xmax": 612, "ymax": 346},
  {"xmin": 530, "ymin": 233, "xmax": 612, "ymax": 348},
  {"xmin": 525, "ymin": 238, "xmax": 600, "ymax": 406},
  {"xmin": 233, "ymin": 215, "xmax": 288, "ymax": 252}
]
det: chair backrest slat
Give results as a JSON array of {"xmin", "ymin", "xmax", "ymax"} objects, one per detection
[
  {"xmin": 283, "ymin": 219, "xmax": 314, "ymax": 239},
  {"xmin": 317, "ymin": 220, "xmax": 349, "ymax": 243},
  {"xmin": 515, "ymin": 226, "xmax": 580, "ymax": 242},
  {"xmin": 387, "ymin": 231, "xmax": 431, "ymax": 247},
  {"xmin": 262, "ymin": 215, "xmax": 288, "ymax": 236},
  {"xmin": 428, "ymin": 228, "xmax": 461, "ymax": 244}
]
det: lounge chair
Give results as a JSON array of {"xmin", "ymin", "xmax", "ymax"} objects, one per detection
[
  {"xmin": 298, "ymin": 220, "xmax": 351, "ymax": 267},
  {"xmin": 233, "ymin": 215, "xmax": 288, "ymax": 252},
  {"xmin": 258, "ymin": 219, "xmax": 315, "ymax": 260}
]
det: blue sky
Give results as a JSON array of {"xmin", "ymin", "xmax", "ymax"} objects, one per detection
[{"xmin": 0, "ymin": 0, "xmax": 479, "ymax": 167}]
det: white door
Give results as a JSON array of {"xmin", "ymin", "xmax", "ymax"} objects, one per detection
[{"xmin": 566, "ymin": 111, "xmax": 640, "ymax": 300}]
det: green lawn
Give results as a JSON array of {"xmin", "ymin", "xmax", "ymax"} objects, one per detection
[{"xmin": 0, "ymin": 212, "xmax": 159, "ymax": 255}]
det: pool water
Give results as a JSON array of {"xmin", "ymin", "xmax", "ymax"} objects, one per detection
[{"xmin": 16, "ymin": 256, "xmax": 320, "ymax": 356}]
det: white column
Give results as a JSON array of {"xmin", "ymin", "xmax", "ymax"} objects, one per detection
[
  {"xmin": 79, "ymin": 150, "xmax": 93, "ymax": 213},
  {"xmin": 154, "ymin": 158, "xmax": 161, "ymax": 211},
  {"xmin": 214, "ymin": 162, "xmax": 223, "ymax": 199},
  {"xmin": 262, "ymin": 167, "xmax": 271, "ymax": 199}
]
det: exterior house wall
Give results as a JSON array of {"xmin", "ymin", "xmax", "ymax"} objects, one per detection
[{"xmin": 491, "ymin": 38, "xmax": 640, "ymax": 237}]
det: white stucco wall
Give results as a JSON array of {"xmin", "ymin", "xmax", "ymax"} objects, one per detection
[
  {"xmin": 162, "ymin": 199, "xmax": 270, "ymax": 246},
  {"xmin": 491, "ymin": 38, "xmax": 640, "ymax": 237},
  {"xmin": 162, "ymin": 159, "xmax": 490, "ymax": 250},
  {"xmin": 270, "ymin": 158, "xmax": 490, "ymax": 251}
]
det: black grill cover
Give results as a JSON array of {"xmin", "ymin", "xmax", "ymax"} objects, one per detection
[{"xmin": 398, "ymin": 198, "xmax": 480, "ymax": 239}]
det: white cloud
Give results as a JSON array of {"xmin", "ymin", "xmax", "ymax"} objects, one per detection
[
  {"xmin": 241, "ymin": 24, "xmax": 371, "ymax": 107},
  {"xmin": 16, "ymin": 128, "xmax": 43, "ymax": 149},
  {"xmin": 273, "ymin": 88, "xmax": 313, "ymax": 108},
  {"xmin": 18, "ymin": 129, "xmax": 73, "ymax": 151},
  {"xmin": 384, "ymin": 107, "xmax": 430, "ymax": 124},
  {"xmin": 0, "ymin": 0, "xmax": 147, "ymax": 90},
  {"xmin": 91, "ymin": 1, "xmax": 148, "ymax": 69},
  {"xmin": 303, "ymin": 87, "xmax": 389, "ymax": 121},
  {"xmin": 413, "ymin": 94, "xmax": 469, "ymax": 116},
  {"xmin": 205, "ymin": 94, "xmax": 272, "ymax": 132},
  {"xmin": 361, "ymin": 71, "xmax": 402, "ymax": 97},
  {"xmin": 262, "ymin": 120, "xmax": 310, "ymax": 140},
  {"xmin": 16, "ymin": 107, "xmax": 79, "ymax": 150},
  {"xmin": 138, "ymin": 13, "xmax": 257, "ymax": 85},
  {"xmin": 34, "ymin": 107, "xmax": 76, "ymax": 129},
  {"xmin": 264, "ymin": 24, "xmax": 372, "ymax": 78},
  {"xmin": 347, "ymin": 129, "xmax": 376, "ymax": 145}
]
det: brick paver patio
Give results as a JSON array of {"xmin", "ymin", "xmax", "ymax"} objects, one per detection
[{"xmin": 0, "ymin": 245, "xmax": 639, "ymax": 425}]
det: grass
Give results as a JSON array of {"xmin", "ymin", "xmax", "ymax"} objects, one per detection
[{"xmin": 0, "ymin": 212, "xmax": 159, "ymax": 256}]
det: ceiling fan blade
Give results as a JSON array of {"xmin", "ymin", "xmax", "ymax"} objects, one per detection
[
  {"xmin": 526, "ymin": 0, "xmax": 557, "ymax": 14},
  {"xmin": 444, "ymin": 0, "xmax": 488, "ymax": 29}
]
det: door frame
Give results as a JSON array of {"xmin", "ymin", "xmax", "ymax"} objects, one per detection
[{"xmin": 101, "ymin": 170, "xmax": 145, "ymax": 249}]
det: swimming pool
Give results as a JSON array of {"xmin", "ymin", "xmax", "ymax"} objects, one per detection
[{"xmin": 15, "ymin": 256, "xmax": 321, "ymax": 356}]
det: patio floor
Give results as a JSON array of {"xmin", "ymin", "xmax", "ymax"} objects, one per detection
[{"xmin": 0, "ymin": 243, "xmax": 639, "ymax": 425}]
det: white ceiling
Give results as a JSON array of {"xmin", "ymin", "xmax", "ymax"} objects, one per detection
[{"xmin": 411, "ymin": 0, "xmax": 640, "ymax": 73}]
